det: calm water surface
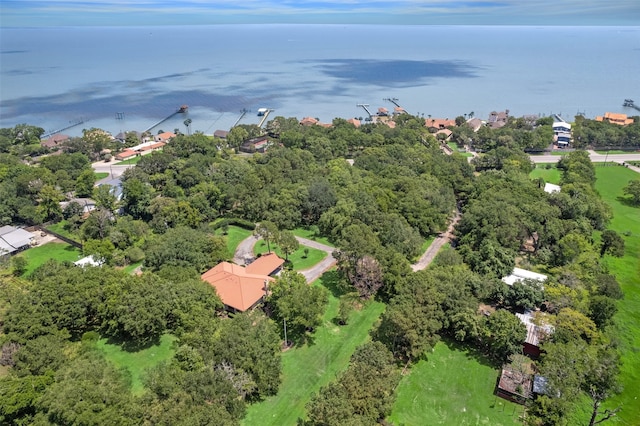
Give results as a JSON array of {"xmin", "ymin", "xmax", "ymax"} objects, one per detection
[{"xmin": 1, "ymin": 25, "xmax": 638, "ymax": 136}]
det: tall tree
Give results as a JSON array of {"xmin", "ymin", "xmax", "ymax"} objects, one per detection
[
  {"xmin": 267, "ymin": 271, "xmax": 328, "ymax": 343},
  {"xmin": 254, "ymin": 221, "xmax": 278, "ymax": 253}
]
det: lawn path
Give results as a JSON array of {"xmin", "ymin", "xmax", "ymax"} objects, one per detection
[
  {"xmin": 411, "ymin": 210, "xmax": 460, "ymax": 271},
  {"xmin": 233, "ymin": 235, "xmax": 336, "ymax": 283}
]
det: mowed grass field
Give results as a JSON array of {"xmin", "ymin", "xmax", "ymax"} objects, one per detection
[
  {"xmin": 96, "ymin": 334, "xmax": 177, "ymax": 395},
  {"xmin": 254, "ymin": 240, "xmax": 327, "ymax": 271},
  {"xmin": 18, "ymin": 242, "xmax": 82, "ymax": 276},
  {"xmin": 214, "ymin": 225, "xmax": 253, "ymax": 258},
  {"xmin": 388, "ymin": 340, "xmax": 522, "ymax": 426},
  {"xmin": 594, "ymin": 166, "xmax": 640, "ymax": 424},
  {"xmin": 530, "ymin": 163, "xmax": 562, "ymax": 184},
  {"xmin": 242, "ymin": 271, "xmax": 385, "ymax": 426}
]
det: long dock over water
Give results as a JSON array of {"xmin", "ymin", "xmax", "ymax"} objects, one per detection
[
  {"xmin": 42, "ymin": 118, "xmax": 85, "ymax": 139},
  {"xmin": 145, "ymin": 105, "xmax": 188, "ymax": 132}
]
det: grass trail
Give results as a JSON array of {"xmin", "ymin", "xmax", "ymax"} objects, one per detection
[{"xmin": 242, "ymin": 271, "xmax": 385, "ymax": 426}]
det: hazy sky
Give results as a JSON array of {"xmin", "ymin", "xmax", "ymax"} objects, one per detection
[{"xmin": 1, "ymin": 0, "xmax": 639, "ymax": 27}]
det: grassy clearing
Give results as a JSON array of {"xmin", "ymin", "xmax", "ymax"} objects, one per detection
[
  {"xmin": 96, "ymin": 334, "xmax": 176, "ymax": 395},
  {"xmin": 94, "ymin": 172, "xmax": 109, "ymax": 180},
  {"xmin": 530, "ymin": 164, "xmax": 562, "ymax": 184},
  {"xmin": 115, "ymin": 155, "xmax": 142, "ymax": 165},
  {"xmin": 215, "ymin": 225, "xmax": 253, "ymax": 257},
  {"xmin": 45, "ymin": 220, "xmax": 78, "ymax": 240},
  {"xmin": 292, "ymin": 226, "xmax": 333, "ymax": 247},
  {"xmin": 388, "ymin": 340, "xmax": 522, "ymax": 426},
  {"xmin": 447, "ymin": 142, "xmax": 474, "ymax": 158},
  {"xmin": 18, "ymin": 242, "xmax": 82, "ymax": 276},
  {"xmin": 243, "ymin": 271, "xmax": 385, "ymax": 426},
  {"xmin": 593, "ymin": 166, "xmax": 640, "ymax": 424},
  {"xmin": 254, "ymin": 240, "xmax": 327, "ymax": 271},
  {"xmin": 122, "ymin": 261, "xmax": 143, "ymax": 275}
]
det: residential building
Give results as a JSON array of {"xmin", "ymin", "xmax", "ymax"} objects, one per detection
[
  {"xmin": 595, "ymin": 112, "xmax": 634, "ymax": 126},
  {"xmin": 488, "ymin": 110, "xmax": 509, "ymax": 129},
  {"xmin": 201, "ymin": 253, "xmax": 285, "ymax": 312},
  {"xmin": 0, "ymin": 226, "xmax": 34, "ymax": 257},
  {"xmin": 515, "ymin": 311, "xmax": 554, "ymax": 358},
  {"xmin": 501, "ymin": 267, "xmax": 547, "ymax": 287},
  {"xmin": 425, "ymin": 117, "xmax": 456, "ymax": 130}
]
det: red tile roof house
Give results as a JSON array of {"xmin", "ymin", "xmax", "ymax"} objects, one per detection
[
  {"xmin": 201, "ymin": 253, "xmax": 285, "ymax": 313},
  {"xmin": 425, "ymin": 118, "xmax": 456, "ymax": 131},
  {"xmin": 154, "ymin": 131, "xmax": 176, "ymax": 143},
  {"xmin": 115, "ymin": 149, "xmax": 137, "ymax": 161}
]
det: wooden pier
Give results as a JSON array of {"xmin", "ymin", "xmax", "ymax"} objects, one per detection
[
  {"xmin": 623, "ymin": 99, "xmax": 640, "ymax": 112},
  {"xmin": 42, "ymin": 118, "xmax": 85, "ymax": 139},
  {"xmin": 145, "ymin": 105, "xmax": 188, "ymax": 133}
]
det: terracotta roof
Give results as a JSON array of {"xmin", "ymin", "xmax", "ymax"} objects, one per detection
[
  {"xmin": 201, "ymin": 262, "xmax": 274, "ymax": 312},
  {"xmin": 598, "ymin": 112, "xmax": 634, "ymax": 126},
  {"xmin": 155, "ymin": 131, "xmax": 176, "ymax": 141},
  {"xmin": 300, "ymin": 117, "xmax": 319, "ymax": 126},
  {"xmin": 214, "ymin": 130, "xmax": 229, "ymax": 139},
  {"xmin": 245, "ymin": 252, "xmax": 285, "ymax": 276},
  {"xmin": 347, "ymin": 118, "xmax": 361, "ymax": 128},
  {"xmin": 115, "ymin": 149, "xmax": 136, "ymax": 160},
  {"xmin": 150, "ymin": 142, "xmax": 166, "ymax": 149},
  {"xmin": 425, "ymin": 118, "xmax": 456, "ymax": 129}
]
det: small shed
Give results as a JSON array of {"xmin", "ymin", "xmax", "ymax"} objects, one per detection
[
  {"xmin": 0, "ymin": 226, "xmax": 34, "ymax": 257},
  {"xmin": 496, "ymin": 366, "xmax": 533, "ymax": 405}
]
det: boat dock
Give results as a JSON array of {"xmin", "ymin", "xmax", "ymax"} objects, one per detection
[
  {"xmin": 623, "ymin": 99, "xmax": 640, "ymax": 112},
  {"xmin": 42, "ymin": 118, "xmax": 85, "ymax": 139},
  {"xmin": 145, "ymin": 105, "xmax": 188, "ymax": 133}
]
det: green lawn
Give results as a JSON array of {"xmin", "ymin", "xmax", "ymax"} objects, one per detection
[
  {"xmin": 45, "ymin": 220, "xmax": 78, "ymax": 240},
  {"xmin": 94, "ymin": 172, "xmax": 109, "ymax": 180},
  {"xmin": 388, "ymin": 340, "xmax": 522, "ymax": 426},
  {"xmin": 96, "ymin": 334, "xmax": 177, "ymax": 395},
  {"xmin": 292, "ymin": 226, "xmax": 334, "ymax": 247},
  {"xmin": 243, "ymin": 271, "xmax": 385, "ymax": 426},
  {"xmin": 18, "ymin": 242, "xmax": 82, "ymax": 276},
  {"xmin": 593, "ymin": 166, "xmax": 640, "ymax": 424},
  {"xmin": 530, "ymin": 164, "xmax": 562, "ymax": 184},
  {"xmin": 254, "ymin": 240, "xmax": 327, "ymax": 271},
  {"xmin": 215, "ymin": 225, "xmax": 253, "ymax": 258},
  {"xmin": 594, "ymin": 150, "xmax": 636, "ymax": 155},
  {"xmin": 115, "ymin": 155, "xmax": 142, "ymax": 165},
  {"xmin": 122, "ymin": 261, "xmax": 143, "ymax": 275},
  {"xmin": 447, "ymin": 142, "xmax": 474, "ymax": 158}
]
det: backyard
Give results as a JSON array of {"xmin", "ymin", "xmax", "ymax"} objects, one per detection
[
  {"xmin": 253, "ymin": 240, "xmax": 327, "ymax": 271},
  {"xmin": 95, "ymin": 334, "xmax": 177, "ymax": 395},
  {"xmin": 388, "ymin": 340, "xmax": 522, "ymax": 426},
  {"xmin": 242, "ymin": 271, "xmax": 385, "ymax": 425},
  {"xmin": 529, "ymin": 164, "xmax": 561, "ymax": 185},
  {"xmin": 17, "ymin": 242, "xmax": 82, "ymax": 276}
]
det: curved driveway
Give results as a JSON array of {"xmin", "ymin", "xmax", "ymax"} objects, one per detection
[{"xmin": 233, "ymin": 235, "xmax": 336, "ymax": 283}]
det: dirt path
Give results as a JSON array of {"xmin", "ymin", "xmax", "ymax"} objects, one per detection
[
  {"xmin": 411, "ymin": 210, "xmax": 461, "ymax": 272},
  {"xmin": 232, "ymin": 235, "xmax": 336, "ymax": 283}
]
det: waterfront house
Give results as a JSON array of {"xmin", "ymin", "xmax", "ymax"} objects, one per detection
[
  {"xmin": 425, "ymin": 117, "xmax": 456, "ymax": 131},
  {"xmin": 41, "ymin": 133, "xmax": 70, "ymax": 150},
  {"xmin": 595, "ymin": 112, "xmax": 634, "ymax": 126},
  {"xmin": 154, "ymin": 131, "xmax": 176, "ymax": 143},
  {"xmin": 239, "ymin": 136, "xmax": 272, "ymax": 153},
  {"xmin": 488, "ymin": 110, "xmax": 509, "ymax": 128},
  {"xmin": 214, "ymin": 130, "xmax": 229, "ymax": 140}
]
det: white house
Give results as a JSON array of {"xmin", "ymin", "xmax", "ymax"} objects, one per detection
[{"xmin": 502, "ymin": 267, "xmax": 547, "ymax": 287}]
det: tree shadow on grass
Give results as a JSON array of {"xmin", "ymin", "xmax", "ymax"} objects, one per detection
[
  {"xmin": 105, "ymin": 334, "xmax": 162, "ymax": 352},
  {"xmin": 440, "ymin": 336, "xmax": 502, "ymax": 370},
  {"xmin": 318, "ymin": 270, "xmax": 351, "ymax": 298},
  {"xmin": 615, "ymin": 196, "xmax": 639, "ymax": 209}
]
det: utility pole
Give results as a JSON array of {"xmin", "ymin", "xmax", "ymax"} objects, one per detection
[{"xmin": 283, "ymin": 318, "xmax": 288, "ymax": 347}]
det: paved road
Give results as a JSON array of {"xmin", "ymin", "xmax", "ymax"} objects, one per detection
[
  {"xmin": 411, "ymin": 210, "xmax": 460, "ymax": 272},
  {"xmin": 232, "ymin": 235, "xmax": 336, "ymax": 283}
]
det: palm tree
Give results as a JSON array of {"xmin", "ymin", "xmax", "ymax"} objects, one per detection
[{"xmin": 183, "ymin": 118, "xmax": 192, "ymax": 136}]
